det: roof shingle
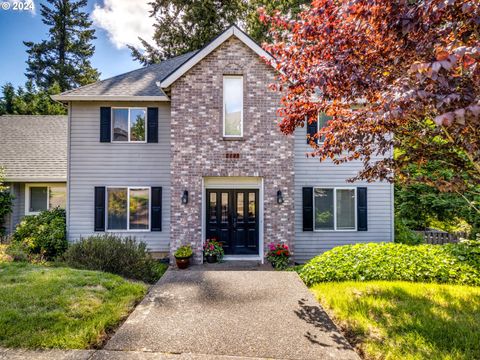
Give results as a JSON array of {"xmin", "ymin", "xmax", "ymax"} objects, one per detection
[
  {"xmin": 0, "ymin": 115, "xmax": 67, "ymax": 182},
  {"xmin": 55, "ymin": 51, "xmax": 197, "ymax": 98}
]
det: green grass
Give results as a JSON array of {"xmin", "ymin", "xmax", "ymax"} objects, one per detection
[
  {"xmin": 0, "ymin": 262, "xmax": 148, "ymax": 349},
  {"xmin": 312, "ymin": 281, "xmax": 480, "ymax": 360}
]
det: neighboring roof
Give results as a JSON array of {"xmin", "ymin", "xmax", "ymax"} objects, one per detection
[
  {"xmin": 51, "ymin": 51, "xmax": 197, "ymax": 102},
  {"xmin": 0, "ymin": 115, "xmax": 67, "ymax": 182},
  {"xmin": 160, "ymin": 25, "xmax": 274, "ymax": 88},
  {"xmin": 52, "ymin": 25, "xmax": 275, "ymax": 102}
]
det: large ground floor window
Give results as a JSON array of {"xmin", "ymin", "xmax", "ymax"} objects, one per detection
[
  {"xmin": 314, "ymin": 187, "xmax": 356, "ymax": 231},
  {"xmin": 25, "ymin": 184, "xmax": 66, "ymax": 215},
  {"xmin": 107, "ymin": 187, "xmax": 150, "ymax": 231}
]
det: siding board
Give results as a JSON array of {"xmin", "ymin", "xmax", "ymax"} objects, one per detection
[
  {"xmin": 294, "ymin": 130, "xmax": 393, "ymax": 263},
  {"xmin": 68, "ymin": 102, "xmax": 171, "ymax": 251}
]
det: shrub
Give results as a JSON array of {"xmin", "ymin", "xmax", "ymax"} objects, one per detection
[
  {"xmin": 266, "ymin": 242, "xmax": 291, "ymax": 270},
  {"xmin": 63, "ymin": 234, "xmax": 166, "ymax": 283},
  {"xmin": 394, "ymin": 219, "xmax": 424, "ymax": 245},
  {"xmin": 12, "ymin": 208, "xmax": 67, "ymax": 260},
  {"xmin": 0, "ymin": 168, "xmax": 14, "ymax": 236},
  {"xmin": 299, "ymin": 242, "xmax": 480, "ymax": 287}
]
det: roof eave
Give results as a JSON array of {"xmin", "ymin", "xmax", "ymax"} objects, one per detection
[
  {"xmin": 159, "ymin": 25, "xmax": 276, "ymax": 88},
  {"xmin": 50, "ymin": 95, "xmax": 170, "ymax": 102},
  {"xmin": 5, "ymin": 177, "xmax": 67, "ymax": 183}
]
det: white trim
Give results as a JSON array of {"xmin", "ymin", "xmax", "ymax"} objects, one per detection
[
  {"xmin": 6, "ymin": 178, "xmax": 67, "ymax": 183},
  {"xmin": 25, "ymin": 183, "xmax": 67, "ymax": 215},
  {"xmin": 313, "ymin": 187, "xmax": 357, "ymax": 232},
  {"xmin": 105, "ymin": 186, "xmax": 151, "ymax": 232},
  {"xmin": 223, "ymin": 75, "xmax": 244, "ymax": 138},
  {"xmin": 202, "ymin": 177, "xmax": 264, "ymax": 262},
  {"xmin": 51, "ymin": 95, "xmax": 170, "ymax": 102},
  {"xmin": 111, "ymin": 107, "xmax": 147, "ymax": 143},
  {"xmin": 160, "ymin": 25, "xmax": 275, "ymax": 88}
]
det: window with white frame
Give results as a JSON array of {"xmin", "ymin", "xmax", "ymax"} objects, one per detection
[
  {"xmin": 107, "ymin": 187, "xmax": 150, "ymax": 230},
  {"xmin": 314, "ymin": 188, "xmax": 356, "ymax": 230},
  {"xmin": 223, "ymin": 76, "xmax": 243, "ymax": 137},
  {"xmin": 112, "ymin": 108, "xmax": 146, "ymax": 142},
  {"xmin": 317, "ymin": 112, "xmax": 332, "ymax": 143},
  {"xmin": 26, "ymin": 184, "xmax": 66, "ymax": 214}
]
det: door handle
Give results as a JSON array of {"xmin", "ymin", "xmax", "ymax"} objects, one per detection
[{"xmin": 232, "ymin": 215, "xmax": 237, "ymax": 229}]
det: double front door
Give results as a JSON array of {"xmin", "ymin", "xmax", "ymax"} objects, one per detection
[{"xmin": 206, "ymin": 189, "xmax": 259, "ymax": 255}]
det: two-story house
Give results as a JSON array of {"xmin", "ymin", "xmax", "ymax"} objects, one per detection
[{"xmin": 52, "ymin": 25, "xmax": 394, "ymax": 263}]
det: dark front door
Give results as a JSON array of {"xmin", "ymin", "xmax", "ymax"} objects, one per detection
[{"xmin": 206, "ymin": 189, "xmax": 259, "ymax": 255}]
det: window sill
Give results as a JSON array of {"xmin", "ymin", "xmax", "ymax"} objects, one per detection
[{"xmin": 222, "ymin": 137, "xmax": 245, "ymax": 141}]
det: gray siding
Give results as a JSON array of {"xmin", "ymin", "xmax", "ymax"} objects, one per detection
[
  {"xmin": 294, "ymin": 128, "xmax": 394, "ymax": 263},
  {"xmin": 7, "ymin": 182, "xmax": 24, "ymax": 234},
  {"xmin": 68, "ymin": 102, "xmax": 171, "ymax": 251}
]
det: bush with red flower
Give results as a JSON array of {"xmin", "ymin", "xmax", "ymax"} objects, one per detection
[
  {"xmin": 203, "ymin": 238, "xmax": 224, "ymax": 260},
  {"xmin": 266, "ymin": 242, "xmax": 291, "ymax": 270}
]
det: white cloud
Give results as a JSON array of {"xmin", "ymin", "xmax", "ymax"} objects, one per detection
[{"xmin": 91, "ymin": 0, "xmax": 155, "ymax": 50}]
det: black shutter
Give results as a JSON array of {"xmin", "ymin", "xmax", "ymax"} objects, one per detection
[
  {"xmin": 94, "ymin": 187, "xmax": 106, "ymax": 231},
  {"xmin": 151, "ymin": 187, "xmax": 162, "ymax": 231},
  {"xmin": 147, "ymin": 108, "xmax": 159, "ymax": 143},
  {"xmin": 302, "ymin": 187, "xmax": 314, "ymax": 231},
  {"xmin": 306, "ymin": 118, "xmax": 317, "ymax": 144},
  {"xmin": 357, "ymin": 187, "xmax": 368, "ymax": 231},
  {"xmin": 100, "ymin": 107, "xmax": 111, "ymax": 142}
]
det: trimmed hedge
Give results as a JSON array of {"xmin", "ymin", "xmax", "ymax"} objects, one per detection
[
  {"xmin": 63, "ymin": 234, "xmax": 167, "ymax": 283},
  {"xmin": 299, "ymin": 241, "xmax": 480, "ymax": 287}
]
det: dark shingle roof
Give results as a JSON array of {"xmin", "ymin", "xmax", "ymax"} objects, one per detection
[
  {"xmin": 0, "ymin": 115, "xmax": 67, "ymax": 182},
  {"xmin": 56, "ymin": 51, "xmax": 197, "ymax": 98}
]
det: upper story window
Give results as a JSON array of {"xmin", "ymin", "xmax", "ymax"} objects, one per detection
[
  {"xmin": 223, "ymin": 76, "xmax": 243, "ymax": 137},
  {"xmin": 112, "ymin": 108, "xmax": 146, "ymax": 142},
  {"xmin": 317, "ymin": 112, "xmax": 331, "ymax": 143}
]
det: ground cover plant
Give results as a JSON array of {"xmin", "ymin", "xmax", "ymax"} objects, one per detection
[
  {"xmin": 0, "ymin": 262, "xmax": 146, "ymax": 349},
  {"xmin": 63, "ymin": 234, "xmax": 167, "ymax": 283},
  {"xmin": 312, "ymin": 281, "xmax": 480, "ymax": 360},
  {"xmin": 300, "ymin": 242, "xmax": 480, "ymax": 287}
]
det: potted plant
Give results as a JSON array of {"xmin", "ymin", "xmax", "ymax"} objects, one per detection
[
  {"xmin": 203, "ymin": 238, "xmax": 224, "ymax": 263},
  {"xmin": 174, "ymin": 245, "xmax": 193, "ymax": 269},
  {"xmin": 266, "ymin": 242, "xmax": 291, "ymax": 270}
]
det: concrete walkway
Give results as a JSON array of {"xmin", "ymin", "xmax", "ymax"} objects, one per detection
[
  {"xmin": 0, "ymin": 268, "xmax": 359, "ymax": 360},
  {"xmin": 104, "ymin": 269, "xmax": 359, "ymax": 360}
]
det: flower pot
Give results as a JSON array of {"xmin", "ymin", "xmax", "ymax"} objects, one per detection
[
  {"xmin": 206, "ymin": 254, "xmax": 217, "ymax": 263},
  {"xmin": 175, "ymin": 256, "xmax": 191, "ymax": 269}
]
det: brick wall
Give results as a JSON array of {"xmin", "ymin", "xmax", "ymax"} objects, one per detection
[{"xmin": 170, "ymin": 36, "xmax": 295, "ymax": 263}]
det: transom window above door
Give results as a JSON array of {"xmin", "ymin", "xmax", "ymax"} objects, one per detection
[
  {"xmin": 112, "ymin": 108, "xmax": 146, "ymax": 142},
  {"xmin": 223, "ymin": 76, "xmax": 243, "ymax": 137}
]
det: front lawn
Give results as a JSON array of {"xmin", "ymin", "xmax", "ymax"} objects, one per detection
[
  {"xmin": 312, "ymin": 281, "xmax": 480, "ymax": 360},
  {"xmin": 0, "ymin": 262, "xmax": 147, "ymax": 349}
]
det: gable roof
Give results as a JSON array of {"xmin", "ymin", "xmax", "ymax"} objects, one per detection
[
  {"xmin": 0, "ymin": 115, "xmax": 67, "ymax": 182},
  {"xmin": 160, "ymin": 25, "xmax": 274, "ymax": 88},
  {"xmin": 51, "ymin": 51, "xmax": 197, "ymax": 102},
  {"xmin": 52, "ymin": 25, "xmax": 274, "ymax": 102}
]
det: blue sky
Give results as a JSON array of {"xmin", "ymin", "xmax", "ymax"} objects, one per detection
[{"xmin": 0, "ymin": 0, "xmax": 153, "ymax": 88}]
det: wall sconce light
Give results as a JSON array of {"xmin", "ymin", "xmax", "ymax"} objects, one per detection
[
  {"xmin": 277, "ymin": 190, "xmax": 284, "ymax": 204},
  {"xmin": 181, "ymin": 190, "xmax": 189, "ymax": 205}
]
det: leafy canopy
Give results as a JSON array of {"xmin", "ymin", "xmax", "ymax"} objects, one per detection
[{"xmin": 261, "ymin": 0, "xmax": 479, "ymax": 197}]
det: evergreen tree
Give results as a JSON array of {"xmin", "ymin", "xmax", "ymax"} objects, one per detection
[
  {"xmin": 129, "ymin": 0, "xmax": 247, "ymax": 66},
  {"xmin": 24, "ymin": 0, "xmax": 100, "ymax": 92},
  {"xmin": 0, "ymin": 81, "xmax": 65, "ymax": 116}
]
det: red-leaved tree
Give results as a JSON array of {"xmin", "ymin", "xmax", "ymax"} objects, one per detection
[{"xmin": 260, "ymin": 0, "xmax": 479, "ymax": 209}]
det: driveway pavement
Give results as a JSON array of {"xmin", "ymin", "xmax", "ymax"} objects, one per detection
[{"xmin": 104, "ymin": 268, "xmax": 359, "ymax": 360}]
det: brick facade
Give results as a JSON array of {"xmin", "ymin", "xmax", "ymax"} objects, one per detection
[{"xmin": 169, "ymin": 37, "xmax": 295, "ymax": 263}]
